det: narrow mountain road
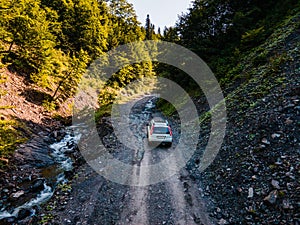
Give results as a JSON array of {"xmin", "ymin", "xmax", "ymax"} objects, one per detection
[{"xmin": 37, "ymin": 97, "xmax": 214, "ymax": 225}]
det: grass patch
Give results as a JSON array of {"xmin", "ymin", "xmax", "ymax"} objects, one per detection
[
  {"xmin": 156, "ymin": 99, "xmax": 177, "ymax": 117},
  {"xmin": 57, "ymin": 182, "xmax": 72, "ymax": 192},
  {"xmin": 0, "ymin": 105, "xmax": 15, "ymax": 110},
  {"xmin": 95, "ymin": 104, "xmax": 112, "ymax": 120},
  {"xmin": 40, "ymin": 214, "xmax": 54, "ymax": 224}
]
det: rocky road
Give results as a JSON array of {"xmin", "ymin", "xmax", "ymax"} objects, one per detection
[{"xmin": 36, "ymin": 96, "xmax": 214, "ymax": 225}]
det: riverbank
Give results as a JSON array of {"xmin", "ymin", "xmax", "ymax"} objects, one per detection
[
  {"xmin": 0, "ymin": 69, "xmax": 77, "ymax": 223},
  {"xmin": 0, "ymin": 68, "xmax": 73, "ymax": 167}
]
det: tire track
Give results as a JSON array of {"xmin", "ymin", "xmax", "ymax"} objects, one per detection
[
  {"xmin": 118, "ymin": 148, "xmax": 151, "ymax": 225},
  {"xmin": 117, "ymin": 97, "xmax": 152, "ymax": 225},
  {"xmin": 157, "ymin": 148, "xmax": 213, "ymax": 225},
  {"xmin": 118, "ymin": 96, "xmax": 213, "ymax": 224}
]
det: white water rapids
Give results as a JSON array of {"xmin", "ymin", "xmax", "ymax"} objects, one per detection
[{"xmin": 0, "ymin": 127, "xmax": 81, "ymax": 220}]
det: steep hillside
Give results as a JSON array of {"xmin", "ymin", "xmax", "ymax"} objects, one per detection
[
  {"xmin": 188, "ymin": 12, "xmax": 300, "ymax": 225},
  {"xmin": 0, "ymin": 69, "xmax": 71, "ymax": 167}
]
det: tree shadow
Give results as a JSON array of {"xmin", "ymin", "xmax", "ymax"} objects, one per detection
[{"xmin": 21, "ymin": 89, "xmax": 52, "ymax": 106}]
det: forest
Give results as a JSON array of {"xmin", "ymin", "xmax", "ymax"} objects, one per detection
[
  {"xmin": 0, "ymin": 0, "xmax": 299, "ymax": 163},
  {"xmin": 0, "ymin": 0, "xmax": 298, "ymax": 109}
]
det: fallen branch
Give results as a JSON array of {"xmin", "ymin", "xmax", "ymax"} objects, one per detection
[{"xmin": 0, "ymin": 157, "xmax": 9, "ymax": 163}]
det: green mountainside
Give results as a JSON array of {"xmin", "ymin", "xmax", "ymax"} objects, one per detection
[{"xmin": 0, "ymin": 0, "xmax": 299, "ymax": 223}]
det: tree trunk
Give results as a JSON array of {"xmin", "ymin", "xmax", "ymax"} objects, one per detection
[
  {"xmin": 8, "ymin": 41, "xmax": 13, "ymax": 53},
  {"xmin": 52, "ymin": 81, "xmax": 63, "ymax": 101}
]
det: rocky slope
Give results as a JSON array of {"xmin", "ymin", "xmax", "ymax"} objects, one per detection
[{"xmin": 188, "ymin": 14, "xmax": 300, "ymax": 225}]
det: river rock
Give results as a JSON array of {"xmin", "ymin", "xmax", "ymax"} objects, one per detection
[
  {"xmin": 2, "ymin": 189, "xmax": 9, "ymax": 193},
  {"xmin": 264, "ymin": 190, "xmax": 278, "ymax": 205},
  {"xmin": 248, "ymin": 187, "xmax": 254, "ymax": 198},
  {"xmin": 17, "ymin": 208, "xmax": 32, "ymax": 220},
  {"xmin": 14, "ymin": 136, "xmax": 55, "ymax": 168},
  {"xmin": 0, "ymin": 217, "xmax": 15, "ymax": 223},
  {"xmin": 64, "ymin": 170, "xmax": 74, "ymax": 179},
  {"xmin": 31, "ymin": 178, "xmax": 45, "ymax": 192},
  {"xmin": 282, "ymin": 199, "xmax": 292, "ymax": 209},
  {"xmin": 51, "ymin": 130, "xmax": 66, "ymax": 142},
  {"xmin": 271, "ymin": 133, "xmax": 281, "ymax": 139},
  {"xmin": 66, "ymin": 141, "xmax": 75, "ymax": 149},
  {"xmin": 261, "ymin": 138, "xmax": 270, "ymax": 145},
  {"xmin": 218, "ymin": 218, "xmax": 228, "ymax": 225},
  {"xmin": 10, "ymin": 190, "xmax": 25, "ymax": 199},
  {"xmin": 271, "ymin": 180, "xmax": 280, "ymax": 189}
]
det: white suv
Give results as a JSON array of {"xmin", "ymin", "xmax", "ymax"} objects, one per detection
[{"xmin": 147, "ymin": 117, "xmax": 173, "ymax": 146}]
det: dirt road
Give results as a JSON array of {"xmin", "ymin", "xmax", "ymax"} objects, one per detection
[{"xmin": 38, "ymin": 97, "xmax": 214, "ymax": 225}]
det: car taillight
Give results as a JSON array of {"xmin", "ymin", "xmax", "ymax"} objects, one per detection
[
  {"xmin": 168, "ymin": 126, "xmax": 172, "ymax": 136},
  {"xmin": 150, "ymin": 126, "xmax": 154, "ymax": 135}
]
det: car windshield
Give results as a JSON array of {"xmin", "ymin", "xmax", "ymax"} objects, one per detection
[{"xmin": 153, "ymin": 127, "xmax": 170, "ymax": 134}]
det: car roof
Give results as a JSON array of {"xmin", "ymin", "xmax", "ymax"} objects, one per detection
[{"xmin": 152, "ymin": 117, "xmax": 168, "ymax": 126}]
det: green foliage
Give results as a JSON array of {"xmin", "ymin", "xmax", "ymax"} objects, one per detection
[
  {"xmin": 145, "ymin": 14, "xmax": 156, "ymax": 40},
  {"xmin": 159, "ymin": 2, "xmax": 300, "ymax": 129},
  {"xmin": 97, "ymin": 40, "xmax": 155, "ymax": 107},
  {"xmin": 95, "ymin": 104, "xmax": 112, "ymax": 120},
  {"xmin": 199, "ymin": 111, "xmax": 212, "ymax": 125},
  {"xmin": 220, "ymin": 10, "xmax": 300, "ymax": 117},
  {"xmin": 98, "ymin": 86, "xmax": 119, "ymax": 106},
  {"xmin": 1, "ymin": 0, "xmax": 296, "ymax": 123},
  {"xmin": 0, "ymin": 73, "xmax": 8, "ymax": 97},
  {"xmin": 94, "ymin": 1, "xmax": 157, "ymax": 109},
  {"xmin": 241, "ymin": 26, "xmax": 266, "ymax": 49},
  {"xmin": 159, "ymin": 0, "xmax": 300, "ymax": 85},
  {"xmin": 41, "ymin": 0, "xmax": 110, "ymax": 58},
  {"xmin": 52, "ymin": 49, "xmax": 90, "ymax": 103},
  {"xmin": 252, "ymin": 50, "xmax": 268, "ymax": 67},
  {"xmin": 30, "ymin": 48, "xmax": 68, "ymax": 88},
  {"xmin": 107, "ymin": 0, "xmax": 144, "ymax": 48},
  {"xmin": 40, "ymin": 213, "xmax": 54, "ymax": 224},
  {"xmin": 156, "ymin": 99, "xmax": 176, "ymax": 117},
  {"xmin": 57, "ymin": 182, "xmax": 72, "ymax": 192},
  {"xmin": 0, "ymin": 0, "xmax": 158, "ymax": 113},
  {"xmin": 162, "ymin": 27, "xmax": 180, "ymax": 43},
  {"xmin": 42, "ymin": 99, "xmax": 56, "ymax": 112},
  {"xmin": 0, "ymin": 0, "xmax": 59, "ymax": 74},
  {"xmin": 267, "ymin": 53, "xmax": 288, "ymax": 74},
  {"xmin": 0, "ymin": 119, "xmax": 27, "ymax": 167},
  {"xmin": 0, "ymin": 72, "xmax": 26, "ymax": 167}
]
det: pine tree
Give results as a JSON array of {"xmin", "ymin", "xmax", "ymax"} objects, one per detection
[
  {"xmin": 107, "ymin": 0, "xmax": 144, "ymax": 48},
  {"xmin": 41, "ymin": 0, "xmax": 110, "ymax": 59},
  {"xmin": 145, "ymin": 14, "xmax": 151, "ymax": 40},
  {"xmin": 0, "ymin": 0, "xmax": 61, "ymax": 78}
]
